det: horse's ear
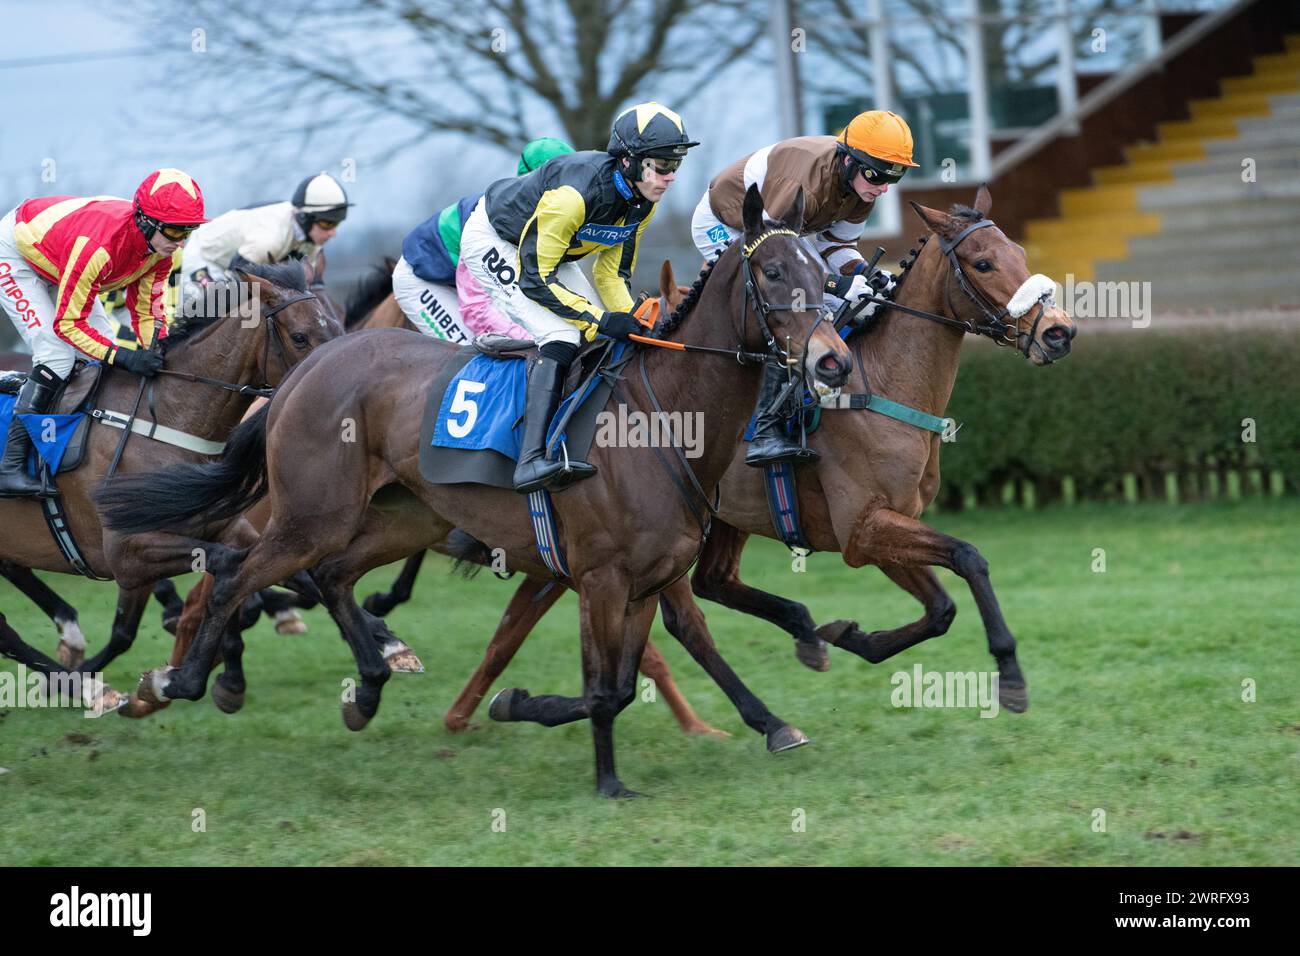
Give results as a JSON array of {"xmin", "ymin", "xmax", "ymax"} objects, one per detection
[
  {"xmin": 782, "ymin": 186, "xmax": 805, "ymax": 233},
  {"xmin": 910, "ymin": 200, "xmax": 952, "ymax": 237},
  {"xmin": 742, "ymin": 183, "xmax": 765, "ymax": 237},
  {"xmin": 659, "ymin": 259, "xmax": 676, "ymax": 300},
  {"xmin": 973, "ymin": 182, "xmax": 992, "ymax": 216}
]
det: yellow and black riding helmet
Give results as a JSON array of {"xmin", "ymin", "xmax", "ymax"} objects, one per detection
[
  {"xmin": 836, "ymin": 110, "xmax": 921, "ymax": 192},
  {"xmin": 607, "ymin": 101, "xmax": 700, "ymax": 182}
]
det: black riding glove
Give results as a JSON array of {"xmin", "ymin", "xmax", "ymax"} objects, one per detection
[
  {"xmin": 596, "ymin": 311, "xmax": 640, "ymax": 341},
  {"xmin": 112, "ymin": 347, "xmax": 164, "ymax": 378}
]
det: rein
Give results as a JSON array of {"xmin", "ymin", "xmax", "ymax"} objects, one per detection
[{"xmin": 101, "ymin": 290, "xmax": 315, "ymax": 486}]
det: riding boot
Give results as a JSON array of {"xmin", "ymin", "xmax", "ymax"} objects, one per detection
[
  {"xmin": 745, "ymin": 362, "xmax": 819, "ymax": 467},
  {"xmin": 512, "ymin": 355, "xmax": 596, "ymax": 494},
  {"xmin": 0, "ymin": 364, "xmax": 62, "ymax": 498}
]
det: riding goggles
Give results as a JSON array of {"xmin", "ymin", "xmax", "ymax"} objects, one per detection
[
  {"xmin": 855, "ymin": 156, "xmax": 907, "ymax": 186},
  {"xmin": 642, "ymin": 156, "xmax": 682, "ymax": 176},
  {"xmin": 313, "ymin": 219, "xmax": 342, "ymax": 231},
  {"xmin": 157, "ymin": 223, "xmax": 200, "ymax": 241}
]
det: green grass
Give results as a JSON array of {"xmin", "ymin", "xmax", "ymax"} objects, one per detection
[{"xmin": 1, "ymin": 499, "xmax": 1297, "ymax": 865}]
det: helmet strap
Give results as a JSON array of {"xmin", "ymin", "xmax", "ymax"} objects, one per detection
[{"xmin": 134, "ymin": 202, "xmax": 159, "ymax": 243}]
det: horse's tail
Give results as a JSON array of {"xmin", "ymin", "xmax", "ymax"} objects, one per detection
[
  {"xmin": 97, "ymin": 404, "xmax": 271, "ymax": 534},
  {"xmin": 445, "ymin": 529, "xmax": 490, "ymax": 579},
  {"xmin": 344, "ymin": 257, "xmax": 397, "ymax": 330}
]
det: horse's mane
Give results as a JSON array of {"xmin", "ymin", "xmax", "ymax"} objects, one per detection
[
  {"xmin": 947, "ymin": 203, "xmax": 986, "ymax": 223},
  {"xmin": 652, "ymin": 252, "xmax": 722, "ymax": 337},
  {"xmin": 345, "ymin": 257, "xmax": 397, "ymax": 330},
  {"xmin": 163, "ymin": 259, "xmax": 307, "ymax": 354}
]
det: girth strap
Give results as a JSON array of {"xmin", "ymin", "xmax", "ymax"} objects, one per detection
[{"xmin": 92, "ymin": 408, "xmax": 227, "ymax": 455}]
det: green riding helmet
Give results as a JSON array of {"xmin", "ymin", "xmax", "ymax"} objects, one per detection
[{"xmin": 517, "ymin": 137, "xmax": 575, "ymax": 176}]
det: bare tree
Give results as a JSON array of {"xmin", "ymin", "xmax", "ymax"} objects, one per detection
[{"xmin": 153, "ymin": 0, "xmax": 765, "ymax": 162}]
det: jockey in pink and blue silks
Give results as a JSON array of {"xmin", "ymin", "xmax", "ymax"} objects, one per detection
[{"xmin": 392, "ymin": 138, "xmax": 575, "ymax": 344}]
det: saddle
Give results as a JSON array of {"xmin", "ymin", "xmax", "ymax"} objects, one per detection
[
  {"xmin": 419, "ymin": 336, "xmax": 628, "ymax": 489},
  {"xmin": 0, "ymin": 360, "xmax": 105, "ymax": 475}
]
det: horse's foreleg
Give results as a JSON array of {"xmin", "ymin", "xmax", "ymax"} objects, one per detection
[
  {"xmin": 637, "ymin": 638, "xmax": 729, "ymax": 738},
  {"xmin": 841, "ymin": 507, "xmax": 1027, "ymax": 712},
  {"xmin": 0, "ymin": 563, "xmax": 85, "ymax": 665},
  {"xmin": 152, "ymin": 579, "xmax": 184, "ymax": 635},
  {"xmin": 815, "ymin": 564, "xmax": 956, "ymax": 663},
  {"xmin": 691, "ymin": 521, "xmax": 828, "ymax": 672},
  {"xmin": 658, "ymin": 575, "xmax": 808, "ymax": 752},
  {"xmin": 77, "ymin": 584, "xmax": 152, "ymax": 674},
  {"xmin": 444, "ymin": 574, "xmax": 563, "ymax": 732}
]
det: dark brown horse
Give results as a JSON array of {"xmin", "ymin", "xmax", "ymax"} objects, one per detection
[
  {"xmin": 0, "ymin": 261, "xmax": 340, "ymax": 708},
  {"xmin": 434, "ymin": 188, "xmax": 1076, "ymax": 733},
  {"xmin": 99, "ymin": 186, "xmax": 854, "ymax": 796}
]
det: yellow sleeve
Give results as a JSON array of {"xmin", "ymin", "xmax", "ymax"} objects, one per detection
[{"xmin": 592, "ymin": 204, "xmax": 655, "ymax": 315}]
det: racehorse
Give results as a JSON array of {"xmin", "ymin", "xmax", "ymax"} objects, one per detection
[
  {"xmin": 100, "ymin": 186, "xmax": 854, "ymax": 796},
  {"xmin": 385, "ymin": 188, "xmax": 1078, "ymax": 734},
  {"xmin": 0, "ymin": 261, "xmax": 340, "ymax": 707}
]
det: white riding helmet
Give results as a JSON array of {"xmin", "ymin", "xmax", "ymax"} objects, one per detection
[{"xmin": 292, "ymin": 172, "xmax": 352, "ymax": 228}]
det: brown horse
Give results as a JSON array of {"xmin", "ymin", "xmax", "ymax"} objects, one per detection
[
  {"xmin": 435, "ymin": 187, "xmax": 1076, "ymax": 734},
  {"xmin": 0, "ymin": 261, "xmax": 340, "ymax": 704},
  {"xmin": 99, "ymin": 185, "xmax": 854, "ymax": 796}
]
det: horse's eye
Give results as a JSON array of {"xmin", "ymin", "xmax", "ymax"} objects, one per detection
[
  {"xmin": 290, "ymin": 332, "xmax": 309, "ymax": 347},
  {"xmin": 763, "ymin": 268, "xmax": 781, "ymax": 281},
  {"xmin": 974, "ymin": 260, "xmax": 993, "ymax": 273}
]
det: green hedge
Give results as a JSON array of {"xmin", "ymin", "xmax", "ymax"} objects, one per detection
[{"xmin": 935, "ymin": 325, "xmax": 1300, "ymax": 506}]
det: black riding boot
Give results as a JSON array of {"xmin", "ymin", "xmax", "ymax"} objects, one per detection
[
  {"xmin": 745, "ymin": 362, "xmax": 819, "ymax": 467},
  {"xmin": 512, "ymin": 355, "xmax": 596, "ymax": 494},
  {"xmin": 0, "ymin": 364, "xmax": 62, "ymax": 498}
]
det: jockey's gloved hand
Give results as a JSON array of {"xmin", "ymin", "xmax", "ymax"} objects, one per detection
[
  {"xmin": 597, "ymin": 311, "xmax": 641, "ymax": 341},
  {"xmin": 112, "ymin": 346, "xmax": 163, "ymax": 378},
  {"xmin": 867, "ymin": 267, "xmax": 897, "ymax": 297},
  {"xmin": 823, "ymin": 273, "xmax": 854, "ymax": 299}
]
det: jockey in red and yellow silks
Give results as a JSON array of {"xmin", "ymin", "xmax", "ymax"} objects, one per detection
[{"xmin": 0, "ymin": 167, "xmax": 207, "ymax": 498}]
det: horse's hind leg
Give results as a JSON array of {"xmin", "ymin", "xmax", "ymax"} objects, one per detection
[
  {"xmin": 257, "ymin": 587, "xmax": 307, "ymax": 635},
  {"xmin": 841, "ymin": 507, "xmax": 1027, "ymax": 713},
  {"xmin": 691, "ymin": 521, "xmax": 829, "ymax": 672},
  {"xmin": 817, "ymin": 564, "xmax": 956, "ymax": 663},
  {"xmin": 362, "ymin": 549, "xmax": 426, "ymax": 617},
  {"xmin": 658, "ymin": 575, "xmax": 808, "ymax": 752},
  {"xmin": 153, "ymin": 579, "xmax": 184, "ymax": 635},
  {"xmin": 0, "ymin": 563, "xmax": 85, "ymax": 666},
  {"xmin": 444, "ymin": 574, "xmax": 564, "ymax": 731},
  {"xmin": 637, "ymin": 639, "xmax": 729, "ymax": 738}
]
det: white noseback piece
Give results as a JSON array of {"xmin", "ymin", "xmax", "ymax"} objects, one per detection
[{"xmin": 1007, "ymin": 273, "xmax": 1056, "ymax": 319}]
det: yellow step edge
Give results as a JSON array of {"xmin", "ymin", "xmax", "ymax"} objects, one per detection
[
  {"xmin": 1093, "ymin": 163, "xmax": 1175, "ymax": 185},
  {"xmin": 1126, "ymin": 141, "xmax": 1206, "ymax": 163},
  {"xmin": 1156, "ymin": 117, "xmax": 1238, "ymax": 140},
  {"xmin": 1252, "ymin": 51, "xmax": 1300, "ymax": 71},
  {"xmin": 1286, "ymin": 35, "xmax": 1300, "ymax": 53},
  {"xmin": 1025, "ymin": 213, "xmax": 1162, "ymax": 241},
  {"xmin": 1221, "ymin": 74, "xmax": 1300, "ymax": 95},
  {"xmin": 1190, "ymin": 96, "xmax": 1274, "ymax": 119},
  {"xmin": 1060, "ymin": 186, "xmax": 1140, "ymax": 216}
]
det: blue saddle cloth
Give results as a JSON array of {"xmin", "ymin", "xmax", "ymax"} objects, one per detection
[
  {"xmin": 431, "ymin": 344, "xmax": 625, "ymax": 462},
  {"xmin": 0, "ymin": 394, "xmax": 85, "ymax": 476}
]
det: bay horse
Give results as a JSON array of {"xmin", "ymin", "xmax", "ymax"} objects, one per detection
[
  {"xmin": 434, "ymin": 187, "xmax": 1076, "ymax": 734},
  {"xmin": 100, "ymin": 185, "xmax": 854, "ymax": 796},
  {"xmin": 0, "ymin": 261, "xmax": 340, "ymax": 705}
]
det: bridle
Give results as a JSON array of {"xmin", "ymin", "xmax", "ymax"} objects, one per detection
[
  {"xmin": 155, "ymin": 290, "xmax": 316, "ymax": 398},
  {"xmin": 739, "ymin": 227, "xmax": 834, "ymax": 369},
  {"xmin": 847, "ymin": 217, "xmax": 1058, "ymax": 364}
]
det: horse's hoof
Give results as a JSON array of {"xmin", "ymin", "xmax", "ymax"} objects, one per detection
[
  {"xmin": 767, "ymin": 725, "xmax": 810, "ymax": 753},
  {"xmin": 118, "ymin": 694, "xmax": 169, "ymax": 718},
  {"xmin": 273, "ymin": 610, "xmax": 307, "ymax": 636},
  {"xmin": 383, "ymin": 642, "xmax": 425, "ymax": 674},
  {"xmin": 211, "ymin": 678, "xmax": 245, "ymax": 714},
  {"xmin": 341, "ymin": 699, "xmax": 371, "ymax": 732},
  {"xmin": 134, "ymin": 667, "xmax": 173, "ymax": 706},
  {"xmin": 57, "ymin": 639, "xmax": 85, "ymax": 670},
  {"xmin": 444, "ymin": 712, "xmax": 470, "ymax": 733},
  {"xmin": 814, "ymin": 619, "xmax": 857, "ymax": 648},
  {"xmin": 488, "ymin": 688, "xmax": 526, "ymax": 722},
  {"xmin": 794, "ymin": 638, "xmax": 831, "ymax": 672},
  {"xmin": 598, "ymin": 782, "xmax": 647, "ymax": 799},
  {"xmin": 1000, "ymin": 682, "xmax": 1029, "ymax": 714},
  {"xmin": 83, "ymin": 685, "xmax": 129, "ymax": 717}
]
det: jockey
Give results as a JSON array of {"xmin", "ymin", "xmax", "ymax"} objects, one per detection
[
  {"xmin": 692, "ymin": 109, "xmax": 920, "ymax": 466},
  {"xmin": 179, "ymin": 171, "xmax": 350, "ymax": 304},
  {"xmin": 393, "ymin": 137, "xmax": 575, "ymax": 343},
  {"xmin": 460, "ymin": 102, "xmax": 698, "ymax": 494},
  {"xmin": 0, "ymin": 168, "xmax": 206, "ymax": 497}
]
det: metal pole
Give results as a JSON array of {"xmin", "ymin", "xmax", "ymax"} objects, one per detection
[
  {"xmin": 771, "ymin": 0, "xmax": 803, "ymax": 138},
  {"xmin": 965, "ymin": 0, "xmax": 993, "ymax": 181},
  {"xmin": 1056, "ymin": 0, "xmax": 1080, "ymax": 136}
]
